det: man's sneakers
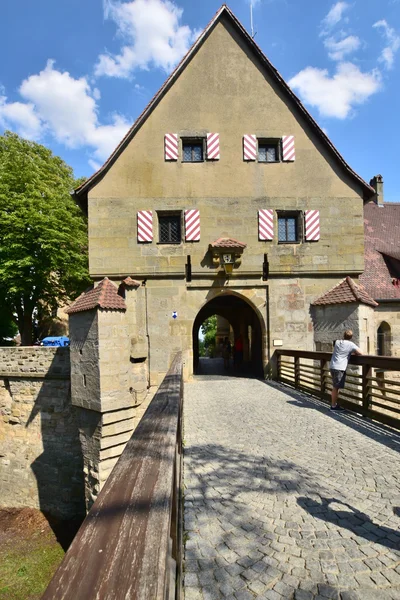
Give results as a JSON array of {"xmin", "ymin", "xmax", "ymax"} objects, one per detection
[{"xmin": 330, "ymin": 404, "xmax": 345, "ymax": 412}]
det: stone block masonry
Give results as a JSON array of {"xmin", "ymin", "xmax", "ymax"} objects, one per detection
[{"xmin": 0, "ymin": 347, "xmax": 85, "ymax": 519}]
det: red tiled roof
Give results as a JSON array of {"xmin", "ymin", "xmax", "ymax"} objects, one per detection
[
  {"xmin": 210, "ymin": 237, "xmax": 247, "ymax": 249},
  {"xmin": 359, "ymin": 203, "xmax": 400, "ymax": 300},
  {"xmin": 312, "ymin": 276, "xmax": 378, "ymax": 307},
  {"xmin": 122, "ymin": 277, "xmax": 141, "ymax": 288},
  {"xmin": 65, "ymin": 278, "xmax": 127, "ymax": 314},
  {"xmin": 74, "ymin": 5, "xmax": 374, "ymax": 210}
]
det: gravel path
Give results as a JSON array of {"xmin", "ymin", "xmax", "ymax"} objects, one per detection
[{"xmin": 183, "ymin": 370, "xmax": 400, "ymax": 599}]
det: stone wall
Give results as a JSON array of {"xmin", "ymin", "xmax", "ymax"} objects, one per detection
[
  {"xmin": 0, "ymin": 347, "xmax": 85, "ymax": 518},
  {"xmin": 311, "ymin": 303, "xmax": 361, "ymax": 352},
  {"xmin": 374, "ymin": 304, "xmax": 400, "ymax": 357}
]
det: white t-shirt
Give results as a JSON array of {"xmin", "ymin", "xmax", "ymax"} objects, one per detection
[{"xmin": 330, "ymin": 340, "xmax": 360, "ymax": 371}]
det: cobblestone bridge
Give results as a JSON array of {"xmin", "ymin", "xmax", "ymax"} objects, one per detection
[{"xmin": 183, "ymin": 360, "xmax": 400, "ymax": 600}]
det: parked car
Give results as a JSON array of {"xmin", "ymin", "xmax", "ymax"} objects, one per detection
[{"xmin": 41, "ymin": 336, "xmax": 70, "ymax": 347}]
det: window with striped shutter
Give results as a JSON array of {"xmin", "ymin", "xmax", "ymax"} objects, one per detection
[
  {"xmin": 185, "ymin": 209, "xmax": 200, "ymax": 241},
  {"xmin": 243, "ymin": 135, "xmax": 257, "ymax": 161},
  {"xmin": 305, "ymin": 210, "xmax": 320, "ymax": 241},
  {"xmin": 258, "ymin": 210, "xmax": 274, "ymax": 240},
  {"xmin": 207, "ymin": 133, "xmax": 220, "ymax": 160},
  {"xmin": 282, "ymin": 136, "xmax": 295, "ymax": 161},
  {"xmin": 137, "ymin": 211, "xmax": 153, "ymax": 242},
  {"xmin": 165, "ymin": 133, "xmax": 178, "ymax": 161}
]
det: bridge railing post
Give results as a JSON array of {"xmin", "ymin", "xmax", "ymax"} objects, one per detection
[
  {"xmin": 362, "ymin": 363, "xmax": 372, "ymax": 416},
  {"xmin": 294, "ymin": 356, "xmax": 300, "ymax": 389},
  {"xmin": 320, "ymin": 359, "xmax": 327, "ymax": 401}
]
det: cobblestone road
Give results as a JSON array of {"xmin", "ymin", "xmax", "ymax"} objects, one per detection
[{"xmin": 183, "ymin": 367, "xmax": 400, "ymax": 599}]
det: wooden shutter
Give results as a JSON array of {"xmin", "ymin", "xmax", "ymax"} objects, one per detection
[
  {"xmin": 258, "ymin": 209, "xmax": 274, "ymax": 240},
  {"xmin": 282, "ymin": 135, "xmax": 295, "ymax": 161},
  {"xmin": 207, "ymin": 133, "xmax": 220, "ymax": 160},
  {"xmin": 137, "ymin": 211, "xmax": 153, "ymax": 242},
  {"xmin": 185, "ymin": 209, "xmax": 200, "ymax": 241},
  {"xmin": 164, "ymin": 133, "xmax": 178, "ymax": 161},
  {"xmin": 305, "ymin": 210, "xmax": 320, "ymax": 241},
  {"xmin": 243, "ymin": 135, "xmax": 257, "ymax": 161}
]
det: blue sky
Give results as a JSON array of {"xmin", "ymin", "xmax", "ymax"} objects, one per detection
[{"xmin": 0, "ymin": 0, "xmax": 399, "ymax": 200}]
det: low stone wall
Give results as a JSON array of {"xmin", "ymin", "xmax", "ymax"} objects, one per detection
[{"xmin": 0, "ymin": 347, "xmax": 85, "ymax": 519}]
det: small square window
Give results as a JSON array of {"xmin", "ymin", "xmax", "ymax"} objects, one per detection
[
  {"xmin": 258, "ymin": 140, "xmax": 280, "ymax": 163},
  {"xmin": 158, "ymin": 213, "xmax": 182, "ymax": 244},
  {"xmin": 182, "ymin": 139, "xmax": 204, "ymax": 162},
  {"xmin": 278, "ymin": 212, "xmax": 301, "ymax": 243}
]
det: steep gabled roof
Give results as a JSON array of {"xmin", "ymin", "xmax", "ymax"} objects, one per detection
[
  {"xmin": 74, "ymin": 4, "xmax": 374, "ymax": 210},
  {"xmin": 65, "ymin": 278, "xmax": 127, "ymax": 314},
  {"xmin": 312, "ymin": 276, "xmax": 378, "ymax": 308},
  {"xmin": 360, "ymin": 202, "xmax": 400, "ymax": 300}
]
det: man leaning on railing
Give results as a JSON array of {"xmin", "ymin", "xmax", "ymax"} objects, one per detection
[{"xmin": 330, "ymin": 330, "xmax": 363, "ymax": 412}]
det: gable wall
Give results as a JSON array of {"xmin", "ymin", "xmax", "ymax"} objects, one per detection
[{"xmin": 88, "ymin": 18, "xmax": 364, "ymax": 279}]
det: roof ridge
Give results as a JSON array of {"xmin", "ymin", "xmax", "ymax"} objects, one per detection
[{"xmin": 74, "ymin": 4, "xmax": 374, "ymax": 205}]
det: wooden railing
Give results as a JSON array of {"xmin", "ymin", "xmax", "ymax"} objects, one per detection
[
  {"xmin": 276, "ymin": 350, "xmax": 400, "ymax": 430},
  {"xmin": 42, "ymin": 353, "xmax": 183, "ymax": 600}
]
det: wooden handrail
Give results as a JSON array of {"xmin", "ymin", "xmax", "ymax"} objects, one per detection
[
  {"xmin": 42, "ymin": 353, "xmax": 183, "ymax": 600},
  {"xmin": 275, "ymin": 349, "xmax": 400, "ymax": 430}
]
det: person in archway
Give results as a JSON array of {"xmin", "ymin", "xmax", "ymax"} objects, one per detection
[
  {"xmin": 234, "ymin": 335, "xmax": 244, "ymax": 371},
  {"xmin": 330, "ymin": 329, "xmax": 362, "ymax": 411},
  {"xmin": 222, "ymin": 337, "xmax": 231, "ymax": 370}
]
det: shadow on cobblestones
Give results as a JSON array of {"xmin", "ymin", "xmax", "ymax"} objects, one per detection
[
  {"xmin": 265, "ymin": 381, "xmax": 400, "ymax": 453},
  {"xmin": 297, "ymin": 497, "xmax": 400, "ymax": 552}
]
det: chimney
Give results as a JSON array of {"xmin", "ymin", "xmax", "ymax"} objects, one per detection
[{"xmin": 369, "ymin": 174, "xmax": 384, "ymax": 206}]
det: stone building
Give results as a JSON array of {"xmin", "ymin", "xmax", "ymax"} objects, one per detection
[
  {"xmin": 71, "ymin": 5, "xmax": 378, "ymax": 385},
  {"xmin": 359, "ymin": 182, "xmax": 400, "ymax": 357}
]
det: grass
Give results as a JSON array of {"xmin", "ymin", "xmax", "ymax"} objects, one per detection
[{"xmin": 0, "ymin": 534, "xmax": 64, "ymax": 600}]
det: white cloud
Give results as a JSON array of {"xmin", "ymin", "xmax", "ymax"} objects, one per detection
[
  {"xmin": 0, "ymin": 60, "xmax": 131, "ymax": 165},
  {"xmin": 289, "ymin": 62, "xmax": 381, "ymax": 119},
  {"xmin": 95, "ymin": 0, "xmax": 198, "ymax": 78},
  {"xmin": 321, "ymin": 2, "xmax": 350, "ymax": 34},
  {"xmin": 373, "ymin": 19, "xmax": 400, "ymax": 69},
  {"xmin": 0, "ymin": 96, "xmax": 42, "ymax": 139},
  {"xmin": 324, "ymin": 35, "xmax": 361, "ymax": 60}
]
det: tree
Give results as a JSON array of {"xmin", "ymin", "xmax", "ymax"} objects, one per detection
[
  {"xmin": 0, "ymin": 312, "xmax": 18, "ymax": 345},
  {"xmin": 0, "ymin": 131, "xmax": 90, "ymax": 345},
  {"xmin": 201, "ymin": 315, "xmax": 217, "ymax": 356}
]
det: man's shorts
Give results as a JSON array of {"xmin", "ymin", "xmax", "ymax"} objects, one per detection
[{"xmin": 330, "ymin": 369, "xmax": 346, "ymax": 389}]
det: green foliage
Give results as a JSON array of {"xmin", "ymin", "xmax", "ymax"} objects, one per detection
[
  {"xmin": 200, "ymin": 315, "xmax": 217, "ymax": 356},
  {"xmin": 0, "ymin": 131, "xmax": 90, "ymax": 344},
  {"xmin": 0, "ymin": 312, "xmax": 18, "ymax": 345}
]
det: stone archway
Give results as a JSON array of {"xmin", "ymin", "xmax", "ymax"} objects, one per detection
[{"xmin": 192, "ymin": 292, "xmax": 264, "ymax": 377}]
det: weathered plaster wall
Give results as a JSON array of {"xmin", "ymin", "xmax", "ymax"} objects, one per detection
[
  {"xmin": 88, "ymin": 17, "xmax": 365, "ymax": 280},
  {"xmin": 0, "ymin": 348, "xmax": 85, "ymax": 518},
  {"xmin": 311, "ymin": 304, "xmax": 361, "ymax": 351}
]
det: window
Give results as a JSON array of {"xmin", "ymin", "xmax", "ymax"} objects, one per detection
[
  {"xmin": 377, "ymin": 321, "xmax": 391, "ymax": 356},
  {"xmin": 258, "ymin": 140, "xmax": 280, "ymax": 163},
  {"xmin": 158, "ymin": 212, "xmax": 181, "ymax": 244},
  {"xmin": 182, "ymin": 139, "xmax": 204, "ymax": 162},
  {"xmin": 277, "ymin": 212, "xmax": 301, "ymax": 243}
]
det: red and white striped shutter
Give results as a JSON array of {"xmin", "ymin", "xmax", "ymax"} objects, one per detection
[
  {"xmin": 137, "ymin": 210, "xmax": 153, "ymax": 243},
  {"xmin": 258, "ymin": 209, "xmax": 274, "ymax": 241},
  {"xmin": 165, "ymin": 133, "xmax": 178, "ymax": 161},
  {"xmin": 185, "ymin": 209, "xmax": 200, "ymax": 241},
  {"xmin": 282, "ymin": 135, "xmax": 295, "ymax": 161},
  {"xmin": 305, "ymin": 210, "xmax": 320, "ymax": 241},
  {"xmin": 207, "ymin": 133, "xmax": 220, "ymax": 160},
  {"xmin": 243, "ymin": 135, "xmax": 257, "ymax": 161}
]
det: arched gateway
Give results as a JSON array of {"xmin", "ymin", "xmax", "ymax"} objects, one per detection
[{"xmin": 193, "ymin": 292, "xmax": 265, "ymax": 377}]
